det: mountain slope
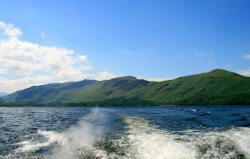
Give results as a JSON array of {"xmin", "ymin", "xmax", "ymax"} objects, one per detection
[
  {"xmin": 65, "ymin": 76, "xmax": 149, "ymax": 103},
  {"xmin": 128, "ymin": 69, "xmax": 250, "ymax": 105},
  {"xmin": 2, "ymin": 69, "xmax": 250, "ymax": 106},
  {"xmin": 3, "ymin": 80, "xmax": 96, "ymax": 104}
]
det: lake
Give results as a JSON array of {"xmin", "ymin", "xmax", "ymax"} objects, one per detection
[{"xmin": 0, "ymin": 106, "xmax": 250, "ymax": 159}]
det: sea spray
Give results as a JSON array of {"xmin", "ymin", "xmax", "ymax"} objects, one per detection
[
  {"xmin": 115, "ymin": 116, "xmax": 250, "ymax": 159},
  {"xmin": 50, "ymin": 107, "xmax": 109, "ymax": 159},
  {"xmin": 120, "ymin": 116, "xmax": 198, "ymax": 159},
  {"xmin": 4, "ymin": 107, "xmax": 250, "ymax": 159},
  {"xmin": 15, "ymin": 108, "xmax": 109, "ymax": 159},
  {"xmin": 16, "ymin": 130, "xmax": 65, "ymax": 153}
]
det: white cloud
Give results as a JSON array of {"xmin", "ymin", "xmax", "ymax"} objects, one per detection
[
  {"xmin": 243, "ymin": 54, "xmax": 250, "ymax": 59},
  {"xmin": 91, "ymin": 71, "xmax": 116, "ymax": 81},
  {"xmin": 0, "ymin": 76, "xmax": 53, "ymax": 93},
  {"xmin": 0, "ymin": 21, "xmax": 115, "ymax": 93},
  {"xmin": 0, "ymin": 21, "xmax": 22, "ymax": 38},
  {"xmin": 140, "ymin": 76, "xmax": 178, "ymax": 82},
  {"xmin": 238, "ymin": 70, "xmax": 250, "ymax": 77}
]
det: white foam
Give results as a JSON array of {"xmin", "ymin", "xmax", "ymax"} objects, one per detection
[
  {"xmin": 121, "ymin": 117, "xmax": 198, "ymax": 159},
  {"xmin": 15, "ymin": 108, "xmax": 109, "ymax": 159},
  {"xmin": 16, "ymin": 130, "xmax": 66, "ymax": 152},
  {"xmin": 225, "ymin": 127, "xmax": 250, "ymax": 158},
  {"xmin": 120, "ymin": 116, "xmax": 250, "ymax": 159},
  {"xmin": 13, "ymin": 112, "xmax": 250, "ymax": 159},
  {"xmin": 50, "ymin": 108, "xmax": 109, "ymax": 159},
  {"xmin": 50, "ymin": 119, "xmax": 108, "ymax": 159}
]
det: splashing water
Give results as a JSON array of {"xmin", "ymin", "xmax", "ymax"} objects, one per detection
[
  {"xmin": 13, "ymin": 108, "xmax": 109, "ymax": 159},
  {"xmin": 116, "ymin": 116, "xmax": 250, "ymax": 159},
  {"xmin": 1, "ymin": 106, "xmax": 250, "ymax": 159}
]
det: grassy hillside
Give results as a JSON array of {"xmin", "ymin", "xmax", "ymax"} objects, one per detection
[
  {"xmin": 129, "ymin": 69, "xmax": 250, "ymax": 105},
  {"xmin": 2, "ymin": 69, "xmax": 250, "ymax": 106},
  {"xmin": 3, "ymin": 80, "xmax": 96, "ymax": 104}
]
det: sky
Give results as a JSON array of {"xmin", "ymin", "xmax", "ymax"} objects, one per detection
[{"xmin": 0, "ymin": 0, "xmax": 250, "ymax": 93}]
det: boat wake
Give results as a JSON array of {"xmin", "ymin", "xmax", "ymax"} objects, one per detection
[
  {"xmin": 118, "ymin": 116, "xmax": 250, "ymax": 159},
  {"xmin": 5, "ymin": 111, "xmax": 250, "ymax": 159}
]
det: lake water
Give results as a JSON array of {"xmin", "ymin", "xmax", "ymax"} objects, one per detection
[{"xmin": 0, "ymin": 106, "xmax": 250, "ymax": 159}]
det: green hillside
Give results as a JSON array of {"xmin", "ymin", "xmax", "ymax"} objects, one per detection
[
  {"xmin": 2, "ymin": 69, "xmax": 250, "ymax": 106},
  {"xmin": 129, "ymin": 69, "xmax": 250, "ymax": 105},
  {"xmin": 3, "ymin": 80, "xmax": 96, "ymax": 104}
]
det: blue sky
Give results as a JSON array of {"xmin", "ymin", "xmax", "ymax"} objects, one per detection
[{"xmin": 0, "ymin": 0, "xmax": 250, "ymax": 92}]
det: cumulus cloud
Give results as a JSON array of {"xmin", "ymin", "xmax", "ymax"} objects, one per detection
[
  {"xmin": 0, "ymin": 21, "xmax": 22, "ymax": 38},
  {"xmin": 0, "ymin": 21, "xmax": 115, "ymax": 93}
]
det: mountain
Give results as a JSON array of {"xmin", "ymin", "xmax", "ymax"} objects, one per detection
[
  {"xmin": 3, "ymin": 79, "xmax": 96, "ymax": 105},
  {"xmin": 0, "ymin": 92, "xmax": 8, "ymax": 103},
  {"xmin": 2, "ymin": 69, "xmax": 250, "ymax": 106},
  {"xmin": 135, "ymin": 69, "xmax": 250, "ymax": 105}
]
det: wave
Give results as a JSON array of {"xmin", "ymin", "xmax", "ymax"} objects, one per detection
[
  {"xmin": 117, "ymin": 116, "xmax": 250, "ymax": 159},
  {"xmin": 12, "ymin": 108, "xmax": 110, "ymax": 159},
  {"xmin": 118, "ymin": 117, "xmax": 198, "ymax": 159},
  {"xmin": 8, "ymin": 112, "xmax": 250, "ymax": 159}
]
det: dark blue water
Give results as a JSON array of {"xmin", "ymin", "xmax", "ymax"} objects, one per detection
[{"xmin": 0, "ymin": 106, "xmax": 250, "ymax": 159}]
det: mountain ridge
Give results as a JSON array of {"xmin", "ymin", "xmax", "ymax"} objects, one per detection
[{"xmin": 1, "ymin": 69, "xmax": 250, "ymax": 106}]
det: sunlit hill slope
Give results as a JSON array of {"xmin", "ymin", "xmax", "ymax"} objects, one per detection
[{"xmin": 1, "ymin": 69, "xmax": 250, "ymax": 106}]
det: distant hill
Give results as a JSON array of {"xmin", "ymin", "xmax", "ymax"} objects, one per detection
[{"xmin": 2, "ymin": 69, "xmax": 250, "ymax": 106}]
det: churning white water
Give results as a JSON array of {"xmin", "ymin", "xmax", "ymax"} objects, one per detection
[
  {"xmin": 14, "ymin": 108, "xmax": 109, "ymax": 159},
  {"xmin": 8, "ymin": 110, "xmax": 250, "ymax": 159},
  {"xmin": 118, "ymin": 116, "xmax": 250, "ymax": 159},
  {"xmin": 120, "ymin": 117, "xmax": 198, "ymax": 159}
]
